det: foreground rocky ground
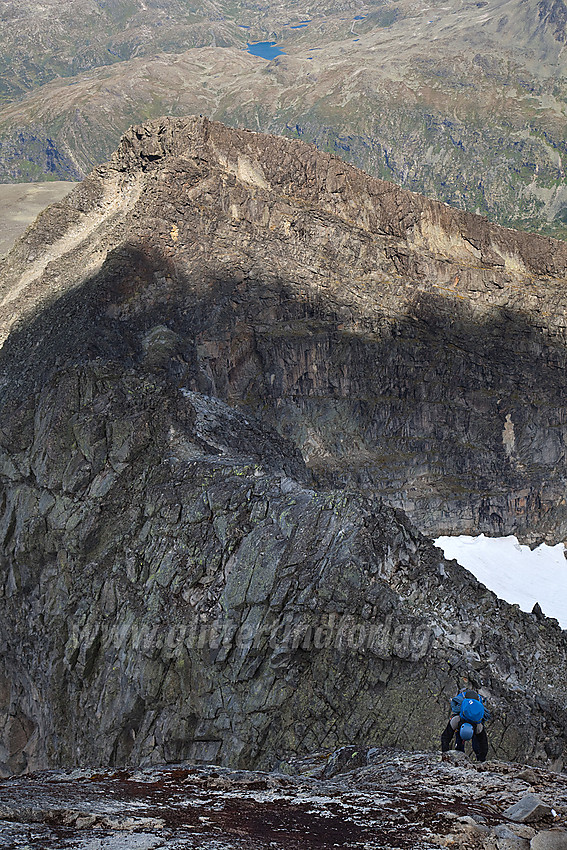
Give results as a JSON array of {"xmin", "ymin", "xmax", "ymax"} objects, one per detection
[{"xmin": 1, "ymin": 748, "xmax": 566, "ymax": 849}]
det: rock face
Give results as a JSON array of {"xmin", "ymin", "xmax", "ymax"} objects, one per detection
[
  {"xmin": 1, "ymin": 117, "xmax": 567, "ymax": 775},
  {"xmin": 3, "ymin": 116, "xmax": 567, "ymax": 541}
]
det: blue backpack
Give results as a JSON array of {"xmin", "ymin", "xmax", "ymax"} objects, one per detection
[{"xmin": 459, "ymin": 692, "xmax": 485, "ymax": 724}]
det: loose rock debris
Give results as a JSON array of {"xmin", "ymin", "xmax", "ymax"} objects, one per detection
[{"xmin": 1, "ymin": 748, "xmax": 566, "ymax": 848}]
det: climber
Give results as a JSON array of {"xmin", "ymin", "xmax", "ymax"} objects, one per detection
[{"xmin": 441, "ymin": 685, "xmax": 490, "ymax": 761}]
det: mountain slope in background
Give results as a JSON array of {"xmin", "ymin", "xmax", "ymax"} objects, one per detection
[
  {"xmin": 1, "ymin": 0, "xmax": 567, "ymax": 236},
  {"xmin": 0, "ymin": 181, "xmax": 77, "ymax": 258}
]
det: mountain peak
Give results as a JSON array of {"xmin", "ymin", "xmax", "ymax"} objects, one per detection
[
  {"xmin": 1, "ymin": 117, "xmax": 567, "ymax": 776},
  {"xmin": 2, "ymin": 116, "xmax": 567, "ymax": 541},
  {"xmin": 3, "ymin": 115, "xmax": 567, "ymax": 353}
]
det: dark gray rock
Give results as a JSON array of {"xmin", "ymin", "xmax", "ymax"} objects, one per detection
[
  {"xmin": 530, "ymin": 829, "xmax": 567, "ymax": 850},
  {"xmin": 320, "ymin": 745, "xmax": 369, "ymax": 778},
  {"xmin": 497, "ymin": 838, "xmax": 531, "ymax": 850},
  {"xmin": 503, "ymin": 794, "xmax": 554, "ymax": 823},
  {"xmin": 442, "ymin": 750, "xmax": 470, "ymax": 766},
  {"xmin": 0, "ymin": 118, "xmax": 566, "ymax": 775},
  {"xmin": 493, "ymin": 824, "xmax": 531, "ymax": 848}
]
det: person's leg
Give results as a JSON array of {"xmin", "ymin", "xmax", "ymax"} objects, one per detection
[
  {"xmin": 441, "ymin": 722, "xmax": 454, "ymax": 752},
  {"xmin": 472, "ymin": 727, "xmax": 488, "ymax": 762},
  {"xmin": 455, "ymin": 728, "xmax": 465, "ymax": 752}
]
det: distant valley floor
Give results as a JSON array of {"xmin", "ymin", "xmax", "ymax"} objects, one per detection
[{"xmin": 0, "ymin": 181, "xmax": 77, "ymax": 258}]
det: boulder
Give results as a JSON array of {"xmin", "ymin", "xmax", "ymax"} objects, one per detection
[
  {"xmin": 320, "ymin": 746, "xmax": 369, "ymax": 779},
  {"xmin": 442, "ymin": 750, "xmax": 470, "ymax": 765},
  {"xmin": 503, "ymin": 794, "xmax": 553, "ymax": 823},
  {"xmin": 493, "ymin": 824, "xmax": 531, "ymax": 849},
  {"xmin": 530, "ymin": 829, "xmax": 567, "ymax": 850}
]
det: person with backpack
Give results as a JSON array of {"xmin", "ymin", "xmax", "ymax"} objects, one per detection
[{"xmin": 441, "ymin": 686, "xmax": 490, "ymax": 761}]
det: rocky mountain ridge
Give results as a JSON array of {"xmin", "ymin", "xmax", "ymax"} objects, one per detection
[
  {"xmin": 1, "ymin": 0, "xmax": 567, "ymax": 236},
  {"xmin": 3, "ymin": 116, "xmax": 567, "ymax": 540},
  {"xmin": 1, "ymin": 118, "xmax": 567, "ymax": 778}
]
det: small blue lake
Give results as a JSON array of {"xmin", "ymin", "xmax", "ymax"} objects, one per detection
[{"xmin": 246, "ymin": 41, "xmax": 286, "ymax": 59}]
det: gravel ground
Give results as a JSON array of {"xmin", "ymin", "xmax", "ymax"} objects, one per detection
[{"xmin": 1, "ymin": 749, "xmax": 566, "ymax": 849}]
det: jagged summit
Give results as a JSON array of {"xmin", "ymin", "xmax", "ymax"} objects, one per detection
[
  {"xmin": 2, "ymin": 116, "xmax": 567, "ymax": 540},
  {"xmin": 1, "ymin": 118, "xmax": 567, "ymax": 777},
  {"xmin": 3, "ymin": 115, "xmax": 567, "ymax": 341},
  {"xmin": 4, "ymin": 114, "xmax": 567, "ymax": 345}
]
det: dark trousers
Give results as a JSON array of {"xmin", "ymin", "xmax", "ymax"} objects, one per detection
[{"xmin": 441, "ymin": 721, "xmax": 488, "ymax": 762}]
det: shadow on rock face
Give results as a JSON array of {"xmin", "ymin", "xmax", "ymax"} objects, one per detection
[
  {"xmin": 2, "ymin": 238, "xmax": 567, "ymax": 543},
  {"xmin": 0, "ymin": 240, "xmax": 566, "ymax": 775}
]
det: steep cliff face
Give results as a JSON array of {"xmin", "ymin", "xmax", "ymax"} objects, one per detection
[
  {"xmin": 1, "ymin": 329, "xmax": 567, "ymax": 778},
  {"xmin": 3, "ymin": 116, "xmax": 567, "ymax": 541},
  {"xmin": 1, "ymin": 118, "xmax": 567, "ymax": 776}
]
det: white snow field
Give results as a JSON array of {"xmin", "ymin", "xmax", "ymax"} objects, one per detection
[{"xmin": 434, "ymin": 534, "xmax": 567, "ymax": 629}]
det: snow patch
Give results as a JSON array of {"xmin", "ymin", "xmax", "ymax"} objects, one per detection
[{"xmin": 434, "ymin": 534, "xmax": 567, "ymax": 629}]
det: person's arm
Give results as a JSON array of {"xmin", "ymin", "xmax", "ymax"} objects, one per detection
[{"xmin": 450, "ymin": 693, "xmax": 464, "ymax": 714}]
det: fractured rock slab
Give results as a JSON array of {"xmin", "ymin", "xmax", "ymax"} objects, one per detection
[
  {"xmin": 503, "ymin": 795, "xmax": 553, "ymax": 823},
  {"xmin": 493, "ymin": 824, "xmax": 531, "ymax": 849}
]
